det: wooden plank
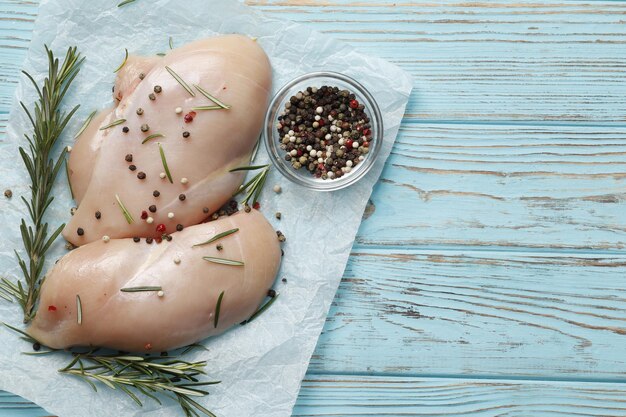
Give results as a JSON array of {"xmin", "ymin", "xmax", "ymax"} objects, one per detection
[
  {"xmin": 354, "ymin": 123, "xmax": 626, "ymax": 251},
  {"xmin": 309, "ymin": 249, "xmax": 626, "ymax": 379},
  {"xmin": 294, "ymin": 375, "xmax": 626, "ymax": 416}
]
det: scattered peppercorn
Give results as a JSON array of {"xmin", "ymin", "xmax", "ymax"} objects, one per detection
[
  {"xmin": 137, "ymin": 172, "xmax": 146, "ymax": 180},
  {"xmin": 153, "ymin": 190, "xmax": 160, "ymax": 197},
  {"xmin": 178, "ymin": 194, "xmax": 186, "ymax": 201},
  {"xmin": 140, "ymin": 124, "xmax": 149, "ymax": 132},
  {"xmin": 149, "ymin": 93, "xmax": 156, "ymax": 101},
  {"xmin": 136, "ymin": 108, "xmax": 144, "ymax": 115},
  {"xmin": 4, "ymin": 189, "xmax": 12, "ymax": 198},
  {"xmin": 281, "ymin": 249, "xmax": 284, "ymax": 257},
  {"xmin": 32, "ymin": 342, "xmax": 41, "ymax": 351},
  {"xmin": 125, "ymin": 154, "xmax": 133, "ymax": 162},
  {"xmin": 176, "ymin": 224, "xmax": 184, "ymax": 231},
  {"xmin": 77, "ymin": 227, "xmax": 84, "ymax": 236},
  {"xmin": 282, "ymin": 277, "xmax": 287, "ymax": 283},
  {"xmin": 253, "ymin": 202, "xmax": 261, "ymax": 210},
  {"xmin": 149, "ymin": 205, "xmax": 157, "ymax": 213},
  {"xmin": 129, "ymin": 164, "xmax": 137, "ymax": 171},
  {"xmin": 156, "ymin": 223, "xmax": 166, "ymax": 233},
  {"xmin": 146, "ymin": 237, "xmax": 153, "ymax": 244},
  {"xmin": 183, "ymin": 111, "xmax": 196, "ymax": 123},
  {"xmin": 164, "ymin": 234, "xmax": 172, "ymax": 241},
  {"xmin": 133, "ymin": 237, "xmax": 140, "ymax": 242},
  {"xmin": 138, "ymin": 73, "xmax": 145, "ymax": 80},
  {"xmin": 154, "ymin": 85, "xmax": 162, "ymax": 93},
  {"xmin": 275, "ymin": 212, "xmax": 282, "ymax": 220},
  {"xmin": 122, "ymin": 126, "xmax": 129, "ymax": 133},
  {"xmin": 182, "ymin": 131, "xmax": 190, "ymax": 138},
  {"xmin": 95, "ymin": 211, "xmax": 101, "ymax": 219},
  {"xmin": 203, "ymin": 207, "xmax": 210, "ymax": 214},
  {"xmin": 141, "ymin": 210, "xmax": 148, "ymax": 220},
  {"xmin": 70, "ymin": 207, "xmax": 77, "ymax": 215},
  {"xmin": 216, "ymin": 243, "xmax": 223, "ymax": 251},
  {"xmin": 268, "ymin": 289, "xmax": 277, "ymax": 298},
  {"xmin": 244, "ymin": 204, "xmax": 251, "ymax": 213},
  {"xmin": 276, "ymin": 230, "xmax": 286, "ymax": 242}
]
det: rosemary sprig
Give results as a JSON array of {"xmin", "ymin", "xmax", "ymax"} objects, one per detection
[
  {"xmin": 214, "ymin": 291, "xmax": 224, "ymax": 328},
  {"xmin": 115, "ymin": 194, "xmax": 134, "ymax": 224},
  {"xmin": 141, "ymin": 133, "xmax": 164, "ymax": 144},
  {"xmin": 158, "ymin": 142, "xmax": 173, "ymax": 183},
  {"xmin": 4, "ymin": 46, "xmax": 83, "ymax": 322},
  {"xmin": 241, "ymin": 292, "xmax": 279, "ymax": 325},
  {"xmin": 120, "ymin": 286, "xmax": 162, "ymax": 293},
  {"xmin": 113, "ymin": 48, "xmax": 129, "ymax": 73},
  {"xmin": 76, "ymin": 294, "xmax": 82, "ymax": 325},
  {"xmin": 193, "ymin": 84, "xmax": 231, "ymax": 109},
  {"xmin": 73, "ymin": 110, "xmax": 96, "ymax": 139},
  {"xmin": 233, "ymin": 165, "xmax": 270, "ymax": 206},
  {"xmin": 100, "ymin": 118, "xmax": 126, "ymax": 130},
  {"xmin": 165, "ymin": 66, "xmax": 195, "ymax": 97},
  {"xmin": 192, "ymin": 228, "xmax": 239, "ymax": 247},
  {"xmin": 229, "ymin": 164, "xmax": 268, "ymax": 172},
  {"xmin": 59, "ymin": 352, "xmax": 219, "ymax": 417},
  {"xmin": 202, "ymin": 257, "xmax": 244, "ymax": 266},
  {"xmin": 117, "ymin": 0, "xmax": 136, "ymax": 7}
]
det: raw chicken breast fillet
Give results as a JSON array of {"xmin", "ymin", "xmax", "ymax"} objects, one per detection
[
  {"xmin": 28, "ymin": 210, "xmax": 280, "ymax": 352},
  {"xmin": 64, "ymin": 35, "xmax": 271, "ymax": 246}
]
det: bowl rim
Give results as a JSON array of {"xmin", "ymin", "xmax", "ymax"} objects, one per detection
[{"xmin": 263, "ymin": 71, "xmax": 384, "ymax": 191}]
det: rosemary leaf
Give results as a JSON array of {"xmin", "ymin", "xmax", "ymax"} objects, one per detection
[
  {"xmin": 214, "ymin": 291, "xmax": 224, "ymax": 328},
  {"xmin": 165, "ymin": 66, "xmax": 195, "ymax": 97},
  {"xmin": 241, "ymin": 292, "xmax": 279, "ymax": 325},
  {"xmin": 117, "ymin": 0, "xmax": 136, "ymax": 7},
  {"xmin": 115, "ymin": 194, "xmax": 134, "ymax": 224},
  {"xmin": 158, "ymin": 142, "xmax": 173, "ymax": 183},
  {"xmin": 65, "ymin": 157, "xmax": 74, "ymax": 200},
  {"xmin": 229, "ymin": 164, "xmax": 269, "ymax": 172},
  {"xmin": 193, "ymin": 84, "xmax": 231, "ymax": 109},
  {"xmin": 99, "ymin": 118, "xmax": 126, "ymax": 130},
  {"xmin": 192, "ymin": 228, "xmax": 239, "ymax": 247},
  {"xmin": 202, "ymin": 257, "xmax": 244, "ymax": 267},
  {"xmin": 169, "ymin": 36, "xmax": 174, "ymax": 50},
  {"xmin": 156, "ymin": 52, "xmax": 166, "ymax": 57},
  {"xmin": 120, "ymin": 286, "xmax": 162, "ymax": 293},
  {"xmin": 141, "ymin": 133, "xmax": 164, "ymax": 144},
  {"xmin": 113, "ymin": 48, "xmax": 129, "ymax": 73},
  {"xmin": 73, "ymin": 110, "xmax": 96, "ymax": 139},
  {"xmin": 191, "ymin": 106, "xmax": 222, "ymax": 111},
  {"xmin": 76, "ymin": 294, "xmax": 82, "ymax": 325}
]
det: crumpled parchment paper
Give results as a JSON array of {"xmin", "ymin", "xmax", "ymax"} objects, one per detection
[{"xmin": 0, "ymin": 0, "xmax": 413, "ymax": 415}]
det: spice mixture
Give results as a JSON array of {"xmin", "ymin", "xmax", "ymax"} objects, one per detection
[{"xmin": 276, "ymin": 86, "xmax": 372, "ymax": 180}]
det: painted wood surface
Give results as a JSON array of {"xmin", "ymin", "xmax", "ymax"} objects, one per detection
[{"xmin": 1, "ymin": 0, "xmax": 626, "ymax": 416}]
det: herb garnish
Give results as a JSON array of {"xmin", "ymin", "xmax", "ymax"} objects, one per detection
[
  {"xmin": 214, "ymin": 291, "xmax": 224, "ymax": 328},
  {"xmin": 191, "ymin": 106, "xmax": 222, "ymax": 111},
  {"xmin": 74, "ymin": 110, "xmax": 96, "ymax": 139},
  {"xmin": 169, "ymin": 36, "xmax": 174, "ymax": 50},
  {"xmin": 120, "ymin": 286, "xmax": 162, "ymax": 293},
  {"xmin": 165, "ymin": 66, "xmax": 195, "ymax": 97},
  {"xmin": 194, "ymin": 84, "xmax": 231, "ymax": 109},
  {"xmin": 158, "ymin": 142, "xmax": 173, "ymax": 183},
  {"xmin": 65, "ymin": 158, "xmax": 74, "ymax": 200},
  {"xmin": 113, "ymin": 48, "xmax": 129, "ymax": 73},
  {"xmin": 99, "ymin": 118, "xmax": 126, "ymax": 130},
  {"xmin": 233, "ymin": 165, "xmax": 270, "ymax": 206},
  {"xmin": 115, "ymin": 193, "xmax": 134, "ymax": 224},
  {"xmin": 202, "ymin": 257, "xmax": 244, "ymax": 266},
  {"xmin": 76, "ymin": 294, "xmax": 82, "ymax": 325},
  {"xmin": 192, "ymin": 228, "xmax": 239, "ymax": 247},
  {"xmin": 117, "ymin": 0, "xmax": 136, "ymax": 7},
  {"xmin": 229, "ymin": 164, "xmax": 268, "ymax": 172},
  {"xmin": 241, "ymin": 292, "xmax": 279, "ymax": 325},
  {"xmin": 1, "ymin": 46, "xmax": 83, "ymax": 322},
  {"xmin": 141, "ymin": 133, "xmax": 164, "ymax": 144}
]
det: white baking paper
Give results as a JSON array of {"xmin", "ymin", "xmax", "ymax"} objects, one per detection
[{"xmin": 0, "ymin": 0, "xmax": 412, "ymax": 415}]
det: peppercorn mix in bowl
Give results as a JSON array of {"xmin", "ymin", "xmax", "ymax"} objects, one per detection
[{"xmin": 264, "ymin": 72, "xmax": 383, "ymax": 191}]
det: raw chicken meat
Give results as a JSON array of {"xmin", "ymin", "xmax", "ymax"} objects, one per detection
[
  {"xmin": 28, "ymin": 210, "xmax": 281, "ymax": 352},
  {"xmin": 65, "ymin": 35, "xmax": 271, "ymax": 246}
]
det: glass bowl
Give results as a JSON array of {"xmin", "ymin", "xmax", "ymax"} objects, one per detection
[{"xmin": 263, "ymin": 71, "xmax": 383, "ymax": 191}]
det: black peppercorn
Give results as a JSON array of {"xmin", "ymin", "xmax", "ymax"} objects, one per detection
[
  {"xmin": 139, "ymin": 73, "xmax": 145, "ymax": 80},
  {"xmin": 268, "ymin": 289, "xmax": 277, "ymax": 297},
  {"xmin": 129, "ymin": 165, "xmax": 136, "ymax": 171},
  {"xmin": 146, "ymin": 237, "xmax": 153, "ymax": 244},
  {"xmin": 122, "ymin": 126, "xmax": 129, "ymax": 133},
  {"xmin": 77, "ymin": 227, "xmax": 84, "ymax": 236},
  {"xmin": 154, "ymin": 85, "xmax": 162, "ymax": 93},
  {"xmin": 33, "ymin": 342, "xmax": 41, "ymax": 351},
  {"xmin": 133, "ymin": 237, "xmax": 140, "ymax": 243},
  {"xmin": 153, "ymin": 190, "xmax": 160, "ymax": 197},
  {"xmin": 202, "ymin": 207, "xmax": 209, "ymax": 214},
  {"xmin": 136, "ymin": 108, "xmax": 144, "ymax": 115},
  {"xmin": 95, "ymin": 211, "xmax": 101, "ymax": 220},
  {"xmin": 125, "ymin": 154, "xmax": 133, "ymax": 162},
  {"xmin": 140, "ymin": 124, "xmax": 149, "ymax": 132},
  {"xmin": 178, "ymin": 194, "xmax": 186, "ymax": 201},
  {"xmin": 137, "ymin": 172, "xmax": 146, "ymax": 179},
  {"xmin": 216, "ymin": 243, "xmax": 223, "ymax": 251},
  {"xmin": 176, "ymin": 224, "xmax": 184, "ymax": 231},
  {"xmin": 148, "ymin": 93, "xmax": 156, "ymax": 100},
  {"xmin": 182, "ymin": 131, "xmax": 190, "ymax": 138},
  {"xmin": 149, "ymin": 205, "xmax": 157, "ymax": 213}
]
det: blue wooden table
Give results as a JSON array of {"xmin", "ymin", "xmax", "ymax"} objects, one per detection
[{"xmin": 2, "ymin": 0, "xmax": 626, "ymax": 415}]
